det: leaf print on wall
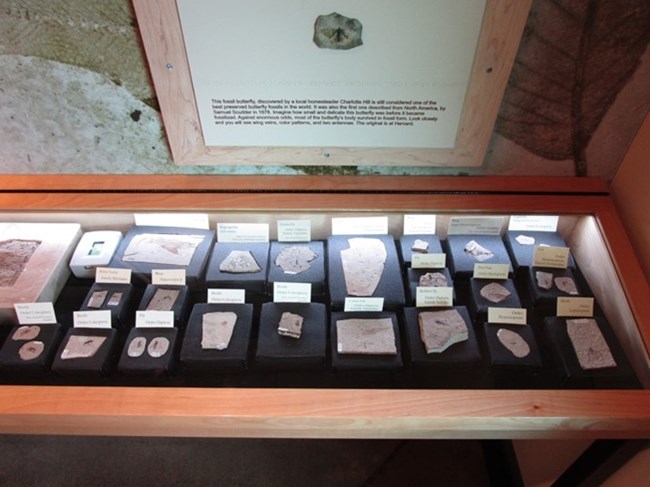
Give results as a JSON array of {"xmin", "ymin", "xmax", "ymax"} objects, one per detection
[{"xmin": 495, "ymin": 0, "xmax": 650, "ymax": 176}]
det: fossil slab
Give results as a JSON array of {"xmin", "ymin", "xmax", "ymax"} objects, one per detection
[
  {"xmin": 411, "ymin": 239, "xmax": 430, "ymax": 254},
  {"xmin": 496, "ymin": 328, "xmax": 530, "ymax": 358},
  {"xmin": 278, "ymin": 311, "xmax": 303, "ymax": 339},
  {"xmin": 480, "ymin": 282, "xmax": 511, "ymax": 303},
  {"xmin": 18, "ymin": 341, "xmax": 45, "ymax": 361},
  {"xmin": 555, "ymin": 276, "xmax": 579, "ymax": 295},
  {"xmin": 219, "ymin": 250, "xmax": 262, "ymax": 274},
  {"xmin": 147, "ymin": 336, "xmax": 170, "ymax": 358},
  {"xmin": 107, "ymin": 292, "xmax": 122, "ymax": 306},
  {"xmin": 88, "ymin": 290, "xmax": 108, "ymax": 308},
  {"xmin": 146, "ymin": 288, "xmax": 179, "ymax": 311},
  {"xmin": 122, "ymin": 233, "xmax": 204, "ymax": 266},
  {"xmin": 336, "ymin": 318, "xmax": 396, "ymax": 355},
  {"xmin": 313, "ymin": 12, "xmax": 363, "ymax": 50},
  {"xmin": 535, "ymin": 271, "xmax": 554, "ymax": 290},
  {"xmin": 127, "ymin": 336, "xmax": 147, "ymax": 358},
  {"xmin": 515, "ymin": 235, "xmax": 536, "ymax": 245},
  {"xmin": 567, "ymin": 318, "xmax": 616, "ymax": 370},
  {"xmin": 340, "ymin": 238, "xmax": 387, "ymax": 296},
  {"xmin": 275, "ymin": 246, "xmax": 317, "ymax": 275},
  {"xmin": 418, "ymin": 309, "xmax": 468, "ymax": 354},
  {"xmin": 0, "ymin": 239, "xmax": 41, "ymax": 287},
  {"xmin": 464, "ymin": 240, "xmax": 494, "ymax": 262},
  {"xmin": 419, "ymin": 272, "xmax": 448, "ymax": 287},
  {"xmin": 12, "ymin": 325, "xmax": 41, "ymax": 341},
  {"xmin": 60, "ymin": 335, "xmax": 107, "ymax": 360},
  {"xmin": 201, "ymin": 311, "xmax": 237, "ymax": 350}
]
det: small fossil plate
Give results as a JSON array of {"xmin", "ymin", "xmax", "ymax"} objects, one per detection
[
  {"xmin": 555, "ymin": 276, "xmax": 579, "ymax": 295},
  {"xmin": 201, "ymin": 311, "xmax": 237, "ymax": 350},
  {"xmin": 418, "ymin": 309, "xmax": 468, "ymax": 354},
  {"xmin": 88, "ymin": 290, "xmax": 108, "ymax": 308},
  {"xmin": 60, "ymin": 335, "xmax": 107, "ymax": 360},
  {"xmin": 535, "ymin": 271, "xmax": 554, "ymax": 290},
  {"xmin": 464, "ymin": 240, "xmax": 494, "ymax": 262},
  {"xmin": 18, "ymin": 340, "xmax": 45, "ymax": 361},
  {"xmin": 107, "ymin": 292, "xmax": 123, "ymax": 306},
  {"xmin": 313, "ymin": 12, "xmax": 363, "ymax": 50},
  {"xmin": 278, "ymin": 311, "xmax": 303, "ymax": 339},
  {"xmin": 219, "ymin": 250, "xmax": 262, "ymax": 274},
  {"xmin": 496, "ymin": 328, "xmax": 530, "ymax": 358},
  {"xmin": 515, "ymin": 235, "xmax": 536, "ymax": 245},
  {"xmin": 411, "ymin": 239, "xmax": 429, "ymax": 254},
  {"xmin": 275, "ymin": 246, "xmax": 317, "ymax": 275},
  {"xmin": 336, "ymin": 318, "xmax": 396, "ymax": 355},
  {"xmin": 12, "ymin": 325, "xmax": 41, "ymax": 341},
  {"xmin": 480, "ymin": 282, "xmax": 511, "ymax": 303},
  {"xmin": 147, "ymin": 337, "xmax": 170, "ymax": 358},
  {"xmin": 146, "ymin": 288, "xmax": 179, "ymax": 311},
  {"xmin": 127, "ymin": 336, "xmax": 147, "ymax": 358},
  {"xmin": 418, "ymin": 272, "xmax": 448, "ymax": 287},
  {"xmin": 567, "ymin": 318, "xmax": 616, "ymax": 370}
]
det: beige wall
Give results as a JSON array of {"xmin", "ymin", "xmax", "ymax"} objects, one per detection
[{"xmin": 611, "ymin": 113, "xmax": 650, "ymax": 282}]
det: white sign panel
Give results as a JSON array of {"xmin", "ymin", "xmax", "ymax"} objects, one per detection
[{"xmin": 177, "ymin": 0, "xmax": 486, "ymax": 149}]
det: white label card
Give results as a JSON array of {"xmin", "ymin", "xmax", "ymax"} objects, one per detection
[
  {"xmin": 473, "ymin": 263, "xmax": 510, "ymax": 280},
  {"xmin": 73, "ymin": 310, "xmax": 112, "ymax": 329},
  {"xmin": 533, "ymin": 246, "xmax": 570, "ymax": 269},
  {"xmin": 416, "ymin": 287, "xmax": 453, "ymax": 307},
  {"xmin": 14, "ymin": 302, "xmax": 57, "ymax": 325},
  {"xmin": 277, "ymin": 220, "xmax": 311, "ymax": 242},
  {"xmin": 95, "ymin": 267, "xmax": 132, "ymax": 284},
  {"xmin": 331, "ymin": 217, "xmax": 388, "ymax": 236},
  {"xmin": 403, "ymin": 215, "xmax": 437, "ymax": 235},
  {"xmin": 208, "ymin": 288, "xmax": 246, "ymax": 304},
  {"xmin": 508, "ymin": 215, "xmax": 559, "ymax": 232},
  {"xmin": 136, "ymin": 310, "xmax": 175, "ymax": 328},
  {"xmin": 273, "ymin": 282, "xmax": 312, "ymax": 303},
  {"xmin": 488, "ymin": 307, "xmax": 527, "ymax": 325},
  {"xmin": 134, "ymin": 213, "xmax": 210, "ymax": 229},
  {"xmin": 152, "ymin": 269, "xmax": 186, "ymax": 286},
  {"xmin": 344, "ymin": 297, "xmax": 384, "ymax": 312},
  {"xmin": 557, "ymin": 297, "xmax": 594, "ymax": 317},
  {"xmin": 412, "ymin": 253, "xmax": 446, "ymax": 269},
  {"xmin": 447, "ymin": 216, "xmax": 504, "ymax": 235},
  {"xmin": 217, "ymin": 223, "xmax": 269, "ymax": 243}
]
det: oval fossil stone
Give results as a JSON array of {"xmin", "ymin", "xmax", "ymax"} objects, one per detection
[{"xmin": 313, "ymin": 12, "xmax": 363, "ymax": 50}]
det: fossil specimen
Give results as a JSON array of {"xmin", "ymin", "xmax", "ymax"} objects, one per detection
[
  {"xmin": 515, "ymin": 235, "xmax": 536, "ymax": 246},
  {"xmin": 464, "ymin": 240, "xmax": 494, "ymax": 262},
  {"xmin": 12, "ymin": 325, "xmax": 41, "ymax": 341},
  {"xmin": 418, "ymin": 272, "xmax": 448, "ymax": 287},
  {"xmin": 127, "ymin": 336, "xmax": 147, "ymax": 358},
  {"xmin": 340, "ymin": 238, "xmax": 386, "ymax": 296},
  {"xmin": 0, "ymin": 239, "xmax": 41, "ymax": 287},
  {"xmin": 277, "ymin": 311, "xmax": 303, "ymax": 339},
  {"xmin": 554, "ymin": 276, "xmax": 579, "ymax": 295},
  {"xmin": 313, "ymin": 12, "xmax": 363, "ymax": 50},
  {"xmin": 567, "ymin": 318, "xmax": 616, "ymax": 370},
  {"xmin": 411, "ymin": 239, "xmax": 430, "ymax": 254},
  {"xmin": 147, "ymin": 336, "xmax": 170, "ymax": 358},
  {"xmin": 18, "ymin": 341, "xmax": 45, "ymax": 361},
  {"xmin": 275, "ymin": 246, "xmax": 318, "ymax": 274},
  {"xmin": 480, "ymin": 282, "xmax": 511, "ymax": 303},
  {"xmin": 201, "ymin": 311, "xmax": 237, "ymax": 350},
  {"xmin": 60, "ymin": 335, "xmax": 107, "ymax": 360},
  {"xmin": 146, "ymin": 288, "xmax": 179, "ymax": 311},
  {"xmin": 496, "ymin": 328, "xmax": 530, "ymax": 358},
  {"xmin": 88, "ymin": 290, "xmax": 108, "ymax": 309},
  {"xmin": 535, "ymin": 270, "xmax": 554, "ymax": 290},
  {"xmin": 336, "ymin": 318, "xmax": 396, "ymax": 355},
  {"xmin": 418, "ymin": 309, "xmax": 468, "ymax": 354},
  {"xmin": 107, "ymin": 292, "xmax": 123, "ymax": 306},
  {"xmin": 219, "ymin": 250, "xmax": 262, "ymax": 274},
  {"xmin": 122, "ymin": 233, "xmax": 204, "ymax": 266}
]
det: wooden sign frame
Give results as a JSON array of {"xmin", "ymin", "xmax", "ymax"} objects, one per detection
[{"xmin": 134, "ymin": 0, "xmax": 531, "ymax": 168}]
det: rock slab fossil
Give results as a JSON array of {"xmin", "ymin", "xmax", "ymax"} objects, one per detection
[
  {"xmin": 313, "ymin": 12, "xmax": 363, "ymax": 50},
  {"xmin": 418, "ymin": 309, "xmax": 468, "ymax": 354}
]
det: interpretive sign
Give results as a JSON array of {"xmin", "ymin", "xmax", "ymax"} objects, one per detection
[{"xmin": 134, "ymin": 0, "xmax": 531, "ymax": 167}]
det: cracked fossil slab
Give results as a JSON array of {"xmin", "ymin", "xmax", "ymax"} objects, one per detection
[
  {"xmin": 219, "ymin": 250, "xmax": 262, "ymax": 274},
  {"xmin": 535, "ymin": 270, "xmax": 554, "ymax": 290},
  {"xmin": 336, "ymin": 318, "xmax": 396, "ymax": 355},
  {"xmin": 146, "ymin": 288, "xmax": 179, "ymax": 311},
  {"xmin": 60, "ymin": 335, "xmax": 107, "ymax": 360},
  {"xmin": 567, "ymin": 318, "xmax": 616, "ymax": 370},
  {"xmin": 340, "ymin": 238, "xmax": 387, "ymax": 296},
  {"xmin": 275, "ymin": 246, "xmax": 317, "ymax": 275},
  {"xmin": 418, "ymin": 309, "xmax": 468, "ymax": 354},
  {"xmin": 418, "ymin": 272, "xmax": 448, "ymax": 287},
  {"xmin": 277, "ymin": 311, "xmax": 303, "ymax": 339},
  {"xmin": 313, "ymin": 12, "xmax": 363, "ymax": 50}
]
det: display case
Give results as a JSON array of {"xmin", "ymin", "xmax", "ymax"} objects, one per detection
[{"xmin": 0, "ymin": 175, "xmax": 648, "ymax": 439}]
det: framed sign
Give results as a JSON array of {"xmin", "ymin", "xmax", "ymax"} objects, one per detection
[{"xmin": 134, "ymin": 0, "xmax": 530, "ymax": 167}]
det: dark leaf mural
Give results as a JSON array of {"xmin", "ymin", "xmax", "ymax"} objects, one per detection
[{"xmin": 496, "ymin": 0, "xmax": 650, "ymax": 176}]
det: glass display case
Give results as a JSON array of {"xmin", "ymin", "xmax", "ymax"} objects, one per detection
[{"xmin": 0, "ymin": 175, "xmax": 647, "ymax": 439}]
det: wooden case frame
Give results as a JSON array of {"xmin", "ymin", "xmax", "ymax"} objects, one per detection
[
  {"xmin": 133, "ymin": 0, "xmax": 531, "ymax": 167},
  {"xmin": 0, "ymin": 175, "xmax": 648, "ymax": 439}
]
